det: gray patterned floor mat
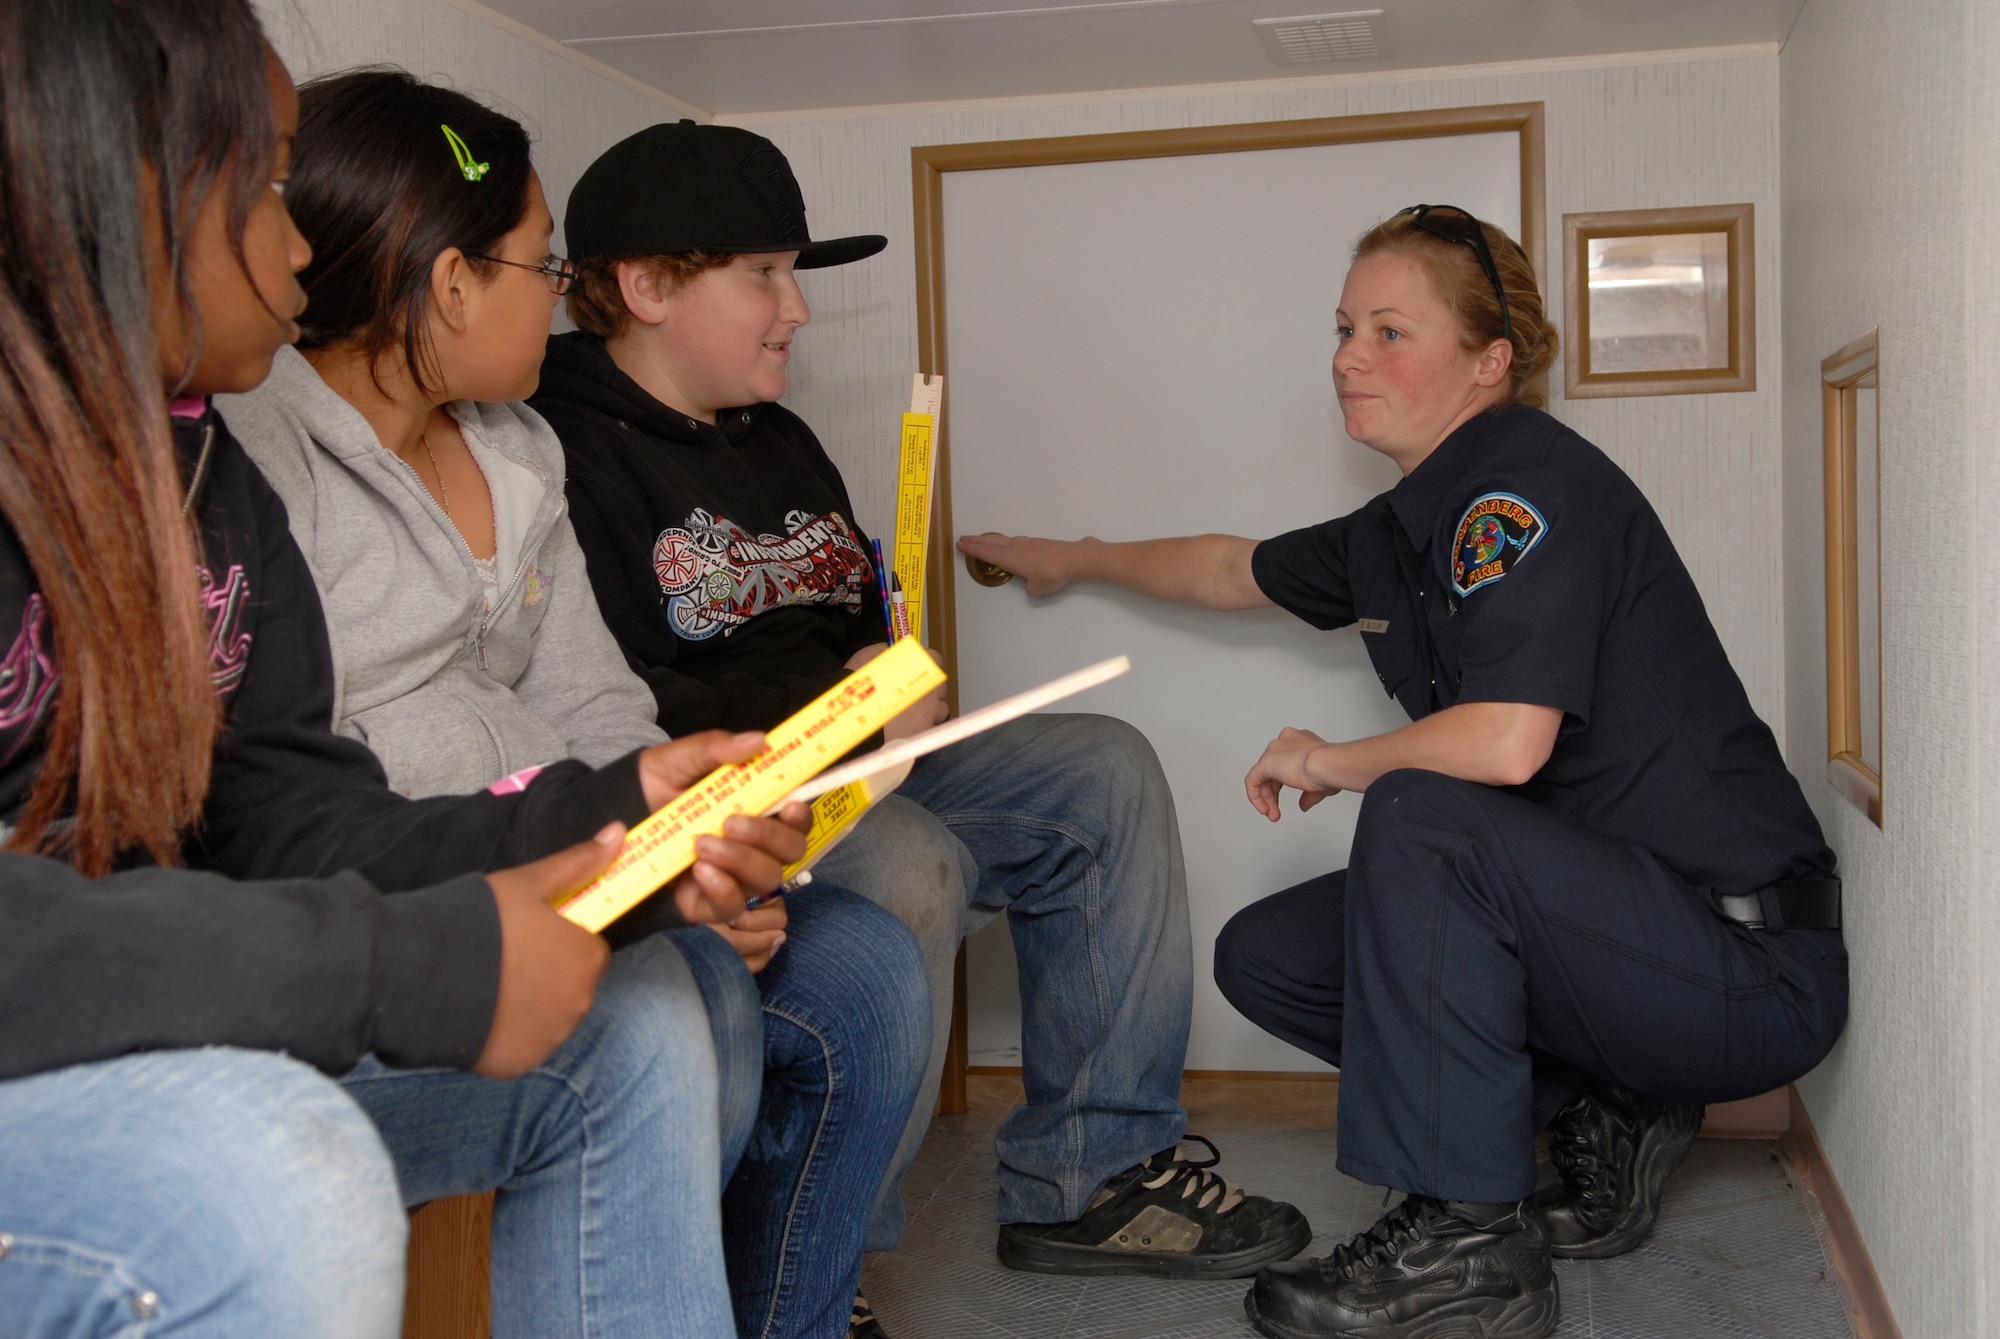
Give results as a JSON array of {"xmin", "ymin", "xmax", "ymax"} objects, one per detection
[{"xmin": 860, "ymin": 1078, "xmax": 1853, "ymax": 1339}]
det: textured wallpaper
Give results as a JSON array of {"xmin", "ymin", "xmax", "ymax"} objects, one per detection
[
  {"xmin": 1978, "ymin": 13, "xmax": 2000, "ymax": 1335},
  {"xmin": 1781, "ymin": 0, "xmax": 1999, "ymax": 1333}
]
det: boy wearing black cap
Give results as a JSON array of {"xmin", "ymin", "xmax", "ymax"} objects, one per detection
[{"xmin": 531, "ymin": 121, "xmax": 1311, "ymax": 1300}]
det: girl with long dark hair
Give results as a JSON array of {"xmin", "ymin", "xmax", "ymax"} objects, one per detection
[
  {"xmin": 0, "ymin": 4, "xmax": 808, "ymax": 1334},
  {"xmin": 215, "ymin": 69, "xmax": 930, "ymax": 1339}
]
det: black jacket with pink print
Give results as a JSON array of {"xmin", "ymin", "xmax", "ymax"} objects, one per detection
[{"xmin": 0, "ymin": 407, "xmax": 651, "ymax": 1082}]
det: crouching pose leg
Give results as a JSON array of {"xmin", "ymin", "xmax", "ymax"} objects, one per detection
[{"xmin": 1222, "ymin": 771, "xmax": 1845, "ymax": 1338}]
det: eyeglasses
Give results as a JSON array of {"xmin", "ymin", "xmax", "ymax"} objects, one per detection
[
  {"xmin": 1396, "ymin": 204, "xmax": 1512, "ymax": 344},
  {"xmin": 470, "ymin": 252, "xmax": 577, "ymax": 296}
]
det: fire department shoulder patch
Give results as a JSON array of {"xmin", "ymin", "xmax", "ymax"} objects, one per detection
[{"xmin": 1451, "ymin": 492, "xmax": 1547, "ymax": 597}]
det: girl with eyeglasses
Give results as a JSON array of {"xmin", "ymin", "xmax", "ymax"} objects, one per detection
[
  {"xmin": 0, "ymin": 4, "xmax": 822, "ymax": 1335},
  {"xmin": 957, "ymin": 207, "xmax": 1845, "ymax": 1339},
  {"xmin": 215, "ymin": 69, "xmax": 930, "ymax": 1339},
  {"xmin": 218, "ymin": 70, "xmax": 623, "ymax": 786}
]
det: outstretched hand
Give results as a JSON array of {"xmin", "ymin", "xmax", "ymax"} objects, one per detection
[
  {"xmin": 957, "ymin": 532, "xmax": 1082, "ymax": 597},
  {"xmin": 1244, "ymin": 727, "xmax": 1340, "ymax": 822}
]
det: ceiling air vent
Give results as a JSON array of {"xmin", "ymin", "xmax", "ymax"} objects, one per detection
[{"xmin": 1252, "ymin": 10, "xmax": 1394, "ymax": 66}]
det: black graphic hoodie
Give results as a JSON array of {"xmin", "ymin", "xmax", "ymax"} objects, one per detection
[
  {"xmin": 0, "ymin": 407, "xmax": 650, "ymax": 1083},
  {"xmin": 532, "ymin": 332, "xmax": 887, "ymax": 736}
]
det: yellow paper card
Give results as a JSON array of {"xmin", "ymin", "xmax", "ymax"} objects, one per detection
[
  {"xmin": 554, "ymin": 637, "xmax": 945, "ymax": 933},
  {"xmin": 890, "ymin": 373, "xmax": 942, "ymax": 642},
  {"xmin": 891, "ymin": 413, "xmax": 933, "ymax": 641},
  {"xmin": 783, "ymin": 780, "xmax": 874, "ymax": 882}
]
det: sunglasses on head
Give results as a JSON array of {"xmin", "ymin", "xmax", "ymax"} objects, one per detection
[{"xmin": 1395, "ymin": 204, "xmax": 1513, "ymax": 344}]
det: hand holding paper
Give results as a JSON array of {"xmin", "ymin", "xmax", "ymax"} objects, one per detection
[
  {"xmin": 553, "ymin": 638, "xmax": 946, "ymax": 934},
  {"xmin": 553, "ymin": 641, "xmax": 1130, "ymax": 935}
]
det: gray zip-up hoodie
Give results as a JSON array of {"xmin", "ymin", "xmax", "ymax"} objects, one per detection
[{"xmin": 218, "ymin": 346, "xmax": 665, "ymax": 798}]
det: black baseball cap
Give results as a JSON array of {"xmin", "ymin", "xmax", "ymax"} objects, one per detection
[{"xmin": 565, "ymin": 121, "xmax": 887, "ymax": 271}]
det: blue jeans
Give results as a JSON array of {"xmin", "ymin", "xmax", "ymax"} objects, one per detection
[
  {"xmin": 0, "ymin": 1048, "xmax": 406, "ymax": 1338},
  {"xmin": 817, "ymin": 712, "xmax": 1194, "ymax": 1238},
  {"xmin": 341, "ymin": 930, "xmax": 750, "ymax": 1338},
  {"xmin": 674, "ymin": 885, "xmax": 929, "ymax": 1339},
  {"xmin": 1215, "ymin": 769, "xmax": 1848, "ymax": 1201}
]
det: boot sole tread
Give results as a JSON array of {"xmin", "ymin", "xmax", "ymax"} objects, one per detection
[
  {"xmin": 1244, "ymin": 1282, "xmax": 1559, "ymax": 1339},
  {"xmin": 997, "ymin": 1217, "xmax": 1312, "ymax": 1279}
]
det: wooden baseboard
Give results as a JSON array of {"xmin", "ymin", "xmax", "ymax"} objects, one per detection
[
  {"xmin": 960, "ymin": 1075, "xmax": 1808, "ymax": 1124},
  {"xmin": 1780, "ymin": 1086, "xmax": 1903, "ymax": 1339},
  {"xmin": 1699, "ymin": 1086, "xmax": 1792, "ymax": 1138}
]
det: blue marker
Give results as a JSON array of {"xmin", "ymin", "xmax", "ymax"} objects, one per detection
[{"xmin": 870, "ymin": 538, "xmax": 896, "ymax": 641}]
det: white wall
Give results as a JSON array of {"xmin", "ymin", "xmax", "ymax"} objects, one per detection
[
  {"xmin": 729, "ymin": 53, "xmax": 1786, "ymax": 1070},
  {"xmin": 1780, "ymin": 1, "xmax": 2000, "ymax": 1334},
  {"xmin": 253, "ymin": 0, "xmax": 695, "ymax": 261},
  {"xmin": 1978, "ymin": 16, "xmax": 2000, "ymax": 1336}
]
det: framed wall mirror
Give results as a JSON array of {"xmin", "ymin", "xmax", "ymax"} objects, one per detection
[
  {"xmin": 1822, "ymin": 328, "xmax": 1883, "ymax": 826},
  {"xmin": 1562, "ymin": 203, "xmax": 1754, "ymax": 398}
]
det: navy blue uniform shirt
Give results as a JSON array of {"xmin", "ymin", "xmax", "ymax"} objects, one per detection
[{"xmin": 1251, "ymin": 403, "xmax": 1833, "ymax": 897}]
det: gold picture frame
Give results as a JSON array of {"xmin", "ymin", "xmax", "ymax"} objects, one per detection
[
  {"xmin": 1822, "ymin": 328, "xmax": 1883, "ymax": 826},
  {"xmin": 1562, "ymin": 203, "xmax": 1754, "ymax": 398}
]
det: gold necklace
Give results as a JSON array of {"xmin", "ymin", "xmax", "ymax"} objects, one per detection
[{"xmin": 418, "ymin": 430, "xmax": 453, "ymax": 518}]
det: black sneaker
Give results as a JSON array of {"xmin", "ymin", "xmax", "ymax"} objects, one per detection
[
  {"xmin": 847, "ymin": 1293, "xmax": 888, "ymax": 1339},
  {"xmin": 1534, "ymin": 1081, "xmax": 1703, "ymax": 1259},
  {"xmin": 996, "ymin": 1135, "xmax": 1311, "ymax": 1279},
  {"xmin": 1244, "ymin": 1196, "xmax": 1558, "ymax": 1339}
]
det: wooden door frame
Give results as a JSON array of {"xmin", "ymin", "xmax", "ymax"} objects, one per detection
[{"xmin": 909, "ymin": 104, "xmax": 1547, "ymax": 1113}]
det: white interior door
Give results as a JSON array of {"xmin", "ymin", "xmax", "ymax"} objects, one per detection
[{"xmin": 942, "ymin": 132, "xmax": 1523, "ymax": 1071}]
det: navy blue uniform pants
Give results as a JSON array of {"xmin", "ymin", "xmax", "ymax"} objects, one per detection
[{"xmin": 1214, "ymin": 769, "xmax": 1848, "ymax": 1202}]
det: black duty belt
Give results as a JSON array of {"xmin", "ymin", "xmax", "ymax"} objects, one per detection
[{"xmin": 1717, "ymin": 876, "xmax": 1841, "ymax": 931}]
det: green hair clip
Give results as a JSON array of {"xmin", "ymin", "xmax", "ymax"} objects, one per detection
[{"xmin": 441, "ymin": 124, "xmax": 489, "ymax": 182}]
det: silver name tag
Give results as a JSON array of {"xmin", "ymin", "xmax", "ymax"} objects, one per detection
[{"xmin": 1357, "ymin": 618, "xmax": 1390, "ymax": 634}]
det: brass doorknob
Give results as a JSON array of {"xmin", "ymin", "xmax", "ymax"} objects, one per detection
[{"xmin": 964, "ymin": 553, "xmax": 1013, "ymax": 587}]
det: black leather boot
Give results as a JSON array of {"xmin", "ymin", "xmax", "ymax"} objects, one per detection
[
  {"xmin": 1243, "ymin": 1196, "xmax": 1558, "ymax": 1339},
  {"xmin": 1535, "ymin": 1081, "xmax": 1703, "ymax": 1259}
]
